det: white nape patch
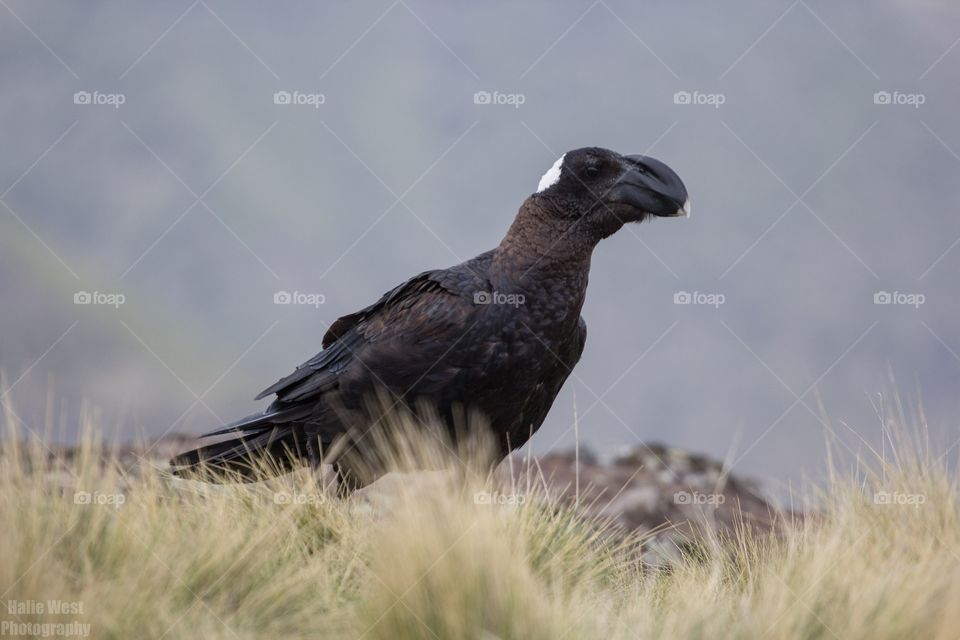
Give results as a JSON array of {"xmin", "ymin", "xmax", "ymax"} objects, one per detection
[
  {"xmin": 536, "ymin": 154, "xmax": 566, "ymax": 193},
  {"xmin": 681, "ymin": 199, "xmax": 691, "ymax": 218}
]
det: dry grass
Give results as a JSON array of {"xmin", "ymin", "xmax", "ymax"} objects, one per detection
[{"xmin": 1, "ymin": 401, "xmax": 959, "ymax": 639}]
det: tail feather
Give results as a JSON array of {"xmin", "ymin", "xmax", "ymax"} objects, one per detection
[
  {"xmin": 200, "ymin": 404, "xmax": 314, "ymax": 439},
  {"xmin": 169, "ymin": 426, "xmax": 304, "ymax": 481}
]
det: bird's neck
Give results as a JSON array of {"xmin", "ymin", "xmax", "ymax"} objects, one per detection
[{"xmin": 490, "ymin": 200, "xmax": 594, "ymax": 301}]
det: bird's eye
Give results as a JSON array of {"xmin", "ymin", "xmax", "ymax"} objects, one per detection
[{"xmin": 584, "ymin": 166, "xmax": 600, "ymax": 178}]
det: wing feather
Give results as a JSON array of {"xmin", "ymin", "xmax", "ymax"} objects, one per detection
[{"xmin": 253, "ymin": 268, "xmax": 479, "ymax": 405}]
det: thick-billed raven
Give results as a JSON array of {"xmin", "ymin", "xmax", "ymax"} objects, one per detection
[{"xmin": 171, "ymin": 147, "xmax": 688, "ymax": 492}]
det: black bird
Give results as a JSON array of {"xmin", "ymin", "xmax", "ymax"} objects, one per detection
[{"xmin": 171, "ymin": 147, "xmax": 689, "ymax": 492}]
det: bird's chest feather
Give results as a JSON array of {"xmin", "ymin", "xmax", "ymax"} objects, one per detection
[{"xmin": 471, "ymin": 302, "xmax": 581, "ymax": 393}]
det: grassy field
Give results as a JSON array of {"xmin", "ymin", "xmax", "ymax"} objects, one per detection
[{"xmin": 1, "ymin": 403, "xmax": 959, "ymax": 640}]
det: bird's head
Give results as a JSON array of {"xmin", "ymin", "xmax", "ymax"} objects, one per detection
[{"xmin": 532, "ymin": 147, "xmax": 689, "ymax": 237}]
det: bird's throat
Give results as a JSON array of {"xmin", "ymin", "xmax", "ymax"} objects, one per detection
[
  {"xmin": 494, "ymin": 202, "xmax": 594, "ymax": 274},
  {"xmin": 490, "ymin": 202, "xmax": 593, "ymax": 314}
]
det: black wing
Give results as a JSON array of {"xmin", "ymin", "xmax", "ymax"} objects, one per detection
[{"xmin": 201, "ymin": 265, "xmax": 484, "ymax": 438}]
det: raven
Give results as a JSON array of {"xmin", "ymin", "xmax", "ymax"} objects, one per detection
[{"xmin": 171, "ymin": 147, "xmax": 688, "ymax": 493}]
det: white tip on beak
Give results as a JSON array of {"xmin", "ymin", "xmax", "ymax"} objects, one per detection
[{"xmin": 681, "ymin": 199, "xmax": 691, "ymax": 218}]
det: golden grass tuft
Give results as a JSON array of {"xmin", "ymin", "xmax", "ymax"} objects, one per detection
[{"xmin": 1, "ymin": 399, "xmax": 959, "ymax": 639}]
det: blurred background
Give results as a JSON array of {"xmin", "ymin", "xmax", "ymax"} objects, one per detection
[{"xmin": 1, "ymin": 1, "xmax": 958, "ymax": 491}]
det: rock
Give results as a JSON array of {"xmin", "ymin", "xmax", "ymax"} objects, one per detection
[{"xmin": 525, "ymin": 443, "xmax": 796, "ymax": 561}]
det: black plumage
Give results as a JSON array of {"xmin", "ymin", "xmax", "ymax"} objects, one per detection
[{"xmin": 170, "ymin": 147, "xmax": 689, "ymax": 492}]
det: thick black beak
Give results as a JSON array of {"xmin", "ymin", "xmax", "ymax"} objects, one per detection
[{"xmin": 605, "ymin": 154, "xmax": 690, "ymax": 218}]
